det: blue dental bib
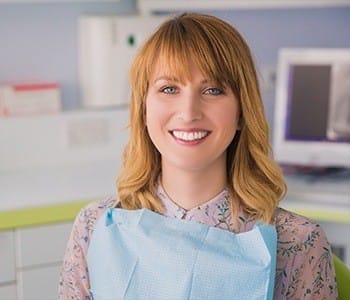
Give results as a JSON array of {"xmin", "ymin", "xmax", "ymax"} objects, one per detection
[{"xmin": 87, "ymin": 208, "xmax": 277, "ymax": 300}]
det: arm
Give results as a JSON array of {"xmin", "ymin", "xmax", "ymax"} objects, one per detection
[
  {"xmin": 58, "ymin": 208, "xmax": 91, "ymax": 299},
  {"xmin": 58, "ymin": 197, "xmax": 117, "ymax": 299},
  {"xmin": 285, "ymin": 223, "xmax": 338, "ymax": 299}
]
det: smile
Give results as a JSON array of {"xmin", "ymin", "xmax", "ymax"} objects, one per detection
[{"xmin": 170, "ymin": 130, "xmax": 210, "ymax": 142}]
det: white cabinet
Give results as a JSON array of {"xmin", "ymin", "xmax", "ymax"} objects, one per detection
[
  {"xmin": 15, "ymin": 222, "xmax": 72, "ymax": 300},
  {"xmin": 0, "ymin": 231, "xmax": 16, "ymax": 300},
  {"xmin": 17, "ymin": 265, "xmax": 62, "ymax": 300},
  {"xmin": 16, "ymin": 222, "xmax": 72, "ymax": 268},
  {"xmin": 0, "ymin": 222, "xmax": 72, "ymax": 300},
  {"xmin": 0, "ymin": 230, "xmax": 16, "ymax": 283},
  {"xmin": 0, "ymin": 284, "xmax": 17, "ymax": 300}
]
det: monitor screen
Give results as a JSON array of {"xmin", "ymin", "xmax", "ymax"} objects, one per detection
[{"xmin": 273, "ymin": 48, "xmax": 350, "ymax": 168}]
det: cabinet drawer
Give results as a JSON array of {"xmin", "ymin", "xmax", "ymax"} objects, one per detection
[
  {"xmin": 17, "ymin": 264, "xmax": 61, "ymax": 300},
  {"xmin": 0, "ymin": 283, "xmax": 17, "ymax": 300},
  {"xmin": 16, "ymin": 222, "xmax": 72, "ymax": 268},
  {"xmin": 0, "ymin": 230, "xmax": 16, "ymax": 283}
]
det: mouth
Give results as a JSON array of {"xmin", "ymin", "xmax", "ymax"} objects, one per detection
[{"xmin": 169, "ymin": 130, "xmax": 211, "ymax": 142}]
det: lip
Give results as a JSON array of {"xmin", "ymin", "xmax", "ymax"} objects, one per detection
[
  {"xmin": 170, "ymin": 128, "xmax": 210, "ymax": 132},
  {"xmin": 169, "ymin": 128, "xmax": 211, "ymax": 146}
]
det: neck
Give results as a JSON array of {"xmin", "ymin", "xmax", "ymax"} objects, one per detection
[{"xmin": 161, "ymin": 164, "xmax": 227, "ymax": 210}]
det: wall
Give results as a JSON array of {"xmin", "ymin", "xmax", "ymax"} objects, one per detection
[
  {"xmin": 0, "ymin": 0, "xmax": 137, "ymax": 110},
  {"xmin": 0, "ymin": 3, "xmax": 349, "ymax": 125}
]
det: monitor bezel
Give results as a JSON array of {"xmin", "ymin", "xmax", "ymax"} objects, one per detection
[{"xmin": 273, "ymin": 48, "xmax": 350, "ymax": 168}]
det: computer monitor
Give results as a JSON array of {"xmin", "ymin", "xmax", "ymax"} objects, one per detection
[{"xmin": 273, "ymin": 48, "xmax": 350, "ymax": 168}]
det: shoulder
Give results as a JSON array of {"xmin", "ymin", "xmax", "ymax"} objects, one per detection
[
  {"xmin": 274, "ymin": 206, "xmax": 316, "ymax": 226},
  {"xmin": 78, "ymin": 195, "xmax": 117, "ymax": 221},
  {"xmin": 273, "ymin": 206, "xmax": 333, "ymax": 266},
  {"xmin": 273, "ymin": 207, "xmax": 328, "ymax": 248},
  {"xmin": 72, "ymin": 196, "xmax": 117, "ymax": 243}
]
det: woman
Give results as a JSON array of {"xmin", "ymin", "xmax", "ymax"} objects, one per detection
[{"xmin": 59, "ymin": 13, "xmax": 337, "ymax": 299}]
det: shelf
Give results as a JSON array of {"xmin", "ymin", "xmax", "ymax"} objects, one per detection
[
  {"xmin": 138, "ymin": 0, "xmax": 350, "ymax": 14},
  {"xmin": 0, "ymin": 108, "xmax": 129, "ymax": 173},
  {"xmin": 0, "ymin": 0, "xmax": 118, "ymax": 3},
  {"xmin": 0, "ymin": 109, "xmax": 128, "ymax": 229}
]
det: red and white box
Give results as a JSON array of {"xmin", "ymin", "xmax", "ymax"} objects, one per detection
[{"xmin": 0, "ymin": 82, "xmax": 62, "ymax": 117}]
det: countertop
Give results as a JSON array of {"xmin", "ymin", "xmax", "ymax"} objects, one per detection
[
  {"xmin": 1, "ymin": 162, "xmax": 349, "ymax": 231},
  {"xmin": 0, "ymin": 159, "xmax": 118, "ymax": 230}
]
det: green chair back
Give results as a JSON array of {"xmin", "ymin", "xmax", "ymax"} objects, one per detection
[{"xmin": 333, "ymin": 254, "xmax": 350, "ymax": 300}]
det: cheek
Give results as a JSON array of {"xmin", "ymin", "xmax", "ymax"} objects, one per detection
[
  {"xmin": 145, "ymin": 112, "xmax": 158, "ymax": 151},
  {"xmin": 145, "ymin": 97, "xmax": 156, "ymax": 128},
  {"xmin": 145, "ymin": 98, "xmax": 170, "ymax": 127},
  {"xmin": 231, "ymin": 103, "xmax": 241, "ymax": 128},
  {"xmin": 145, "ymin": 100, "xmax": 167, "ymax": 147},
  {"xmin": 217, "ymin": 105, "xmax": 240, "ymax": 128},
  {"xmin": 217, "ymin": 107, "xmax": 241, "ymax": 146},
  {"xmin": 145, "ymin": 102, "xmax": 159, "ymax": 130}
]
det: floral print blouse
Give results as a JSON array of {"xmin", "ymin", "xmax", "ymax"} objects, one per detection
[{"xmin": 59, "ymin": 185, "xmax": 338, "ymax": 299}]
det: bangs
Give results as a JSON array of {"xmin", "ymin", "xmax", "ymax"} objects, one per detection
[{"xmin": 144, "ymin": 16, "xmax": 238, "ymax": 90}]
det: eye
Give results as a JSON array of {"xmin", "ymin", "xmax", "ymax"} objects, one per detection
[
  {"xmin": 161, "ymin": 86, "xmax": 178, "ymax": 94},
  {"xmin": 203, "ymin": 87, "xmax": 224, "ymax": 96}
]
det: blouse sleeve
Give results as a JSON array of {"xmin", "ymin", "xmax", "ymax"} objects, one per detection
[
  {"xmin": 58, "ymin": 197, "xmax": 116, "ymax": 299},
  {"xmin": 284, "ymin": 222, "xmax": 338, "ymax": 299}
]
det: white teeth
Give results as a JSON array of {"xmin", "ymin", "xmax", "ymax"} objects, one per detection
[{"xmin": 172, "ymin": 130, "xmax": 208, "ymax": 141}]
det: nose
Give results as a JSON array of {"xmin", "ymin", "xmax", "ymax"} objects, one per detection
[{"xmin": 176, "ymin": 92, "xmax": 202, "ymax": 122}]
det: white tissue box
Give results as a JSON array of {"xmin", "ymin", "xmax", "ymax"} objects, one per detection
[{"xmin": 0, "ymin": 82, "xmax": 61, "ymax": 117}]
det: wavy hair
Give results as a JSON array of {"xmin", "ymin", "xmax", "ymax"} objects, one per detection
[{"xmin": 116, "ymin": 13, "xmax": 286, "ymax": 223}]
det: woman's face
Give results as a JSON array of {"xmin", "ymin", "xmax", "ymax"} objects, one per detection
[{"xmin": 145, "ymin": 58, "xmax": 240, "ymax": 174}]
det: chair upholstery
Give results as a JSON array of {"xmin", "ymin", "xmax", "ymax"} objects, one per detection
[{"xmin": 333, "ymin": 254, "xmax": 350, "ymax": 300}]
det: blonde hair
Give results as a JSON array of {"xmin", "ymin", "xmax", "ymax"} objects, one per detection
[{"xmin": 117, "ymin": 13, "xmax": 286, "ymax": 223}]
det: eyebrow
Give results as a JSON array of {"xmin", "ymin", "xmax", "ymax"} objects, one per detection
[
  {"xmin": 152, "ymin": 76, "xmax": 179, "ymax": 84},
  {"xmin": 152, "ymin": 76, "xmax": 212, "ymax": 85}
]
